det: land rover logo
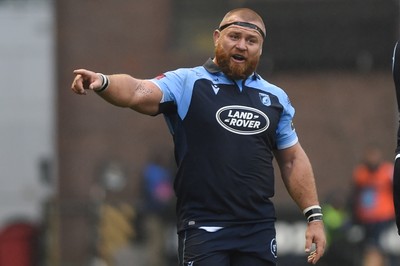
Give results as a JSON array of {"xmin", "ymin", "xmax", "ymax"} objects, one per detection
[{"xmin": 216, "ymin": 105, "xmax": 269, "ymax": 135}]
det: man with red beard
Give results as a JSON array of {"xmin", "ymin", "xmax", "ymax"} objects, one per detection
[{"xmin": 71, "ymin": 8, "xmax": 326, "ymax": 266}]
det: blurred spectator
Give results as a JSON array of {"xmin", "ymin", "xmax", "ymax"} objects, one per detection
[
  {"xmin": 141, "ymin": 151, "xmax": 175, "ymax": 266},
  {"xmin": 351, "ymin": 145, "xmax": 395, "ymax": 266}
]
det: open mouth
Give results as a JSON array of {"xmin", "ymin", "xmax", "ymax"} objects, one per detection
[{"xmin": 232, "ymin": 54, "xmax": 246, "ymax": 62}]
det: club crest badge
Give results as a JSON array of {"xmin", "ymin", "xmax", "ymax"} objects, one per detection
[{"xmin": 259, "ymin": 93, "xmax": 271, "ymax": 106}]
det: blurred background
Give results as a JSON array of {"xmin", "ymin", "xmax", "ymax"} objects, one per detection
[{"xmin": 1, "ymin": 0, "xmax": 400, "ymax": 265}]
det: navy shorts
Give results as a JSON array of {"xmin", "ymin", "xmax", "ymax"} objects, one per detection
[
  {"xmin": 178, "ymin": 223, "xmax": 277, "ymax": 266},
  {"xmin": 363, "ymin": 220, "xmax": 394, "ymax": 250}
]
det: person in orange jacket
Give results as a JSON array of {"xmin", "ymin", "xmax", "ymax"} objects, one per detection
[{"xmin": 352, "ymin": 145, "xmax": 395, "ymax": 266}]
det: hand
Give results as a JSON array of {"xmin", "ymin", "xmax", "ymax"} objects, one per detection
[
  {"xmin": 71, "ymin": 69, "xmax": 103, "ymax": 95},
  {"xmin": 305, "ymin": 221, "xmax": 326, "ymax": 264}
]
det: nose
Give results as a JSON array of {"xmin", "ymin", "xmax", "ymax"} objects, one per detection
[{"xmin": 235, "ymin": 38, "xmax": 247, "ymax": 50}]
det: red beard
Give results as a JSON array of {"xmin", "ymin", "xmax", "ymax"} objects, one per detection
[{"xmin": 215, "ymin": 44, "xmax": 259, "ymax": 80}]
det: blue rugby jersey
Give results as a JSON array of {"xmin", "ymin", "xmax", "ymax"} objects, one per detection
[{"xmin": 150, "ymin": 58, "xmax": 298, "ymax": 231}]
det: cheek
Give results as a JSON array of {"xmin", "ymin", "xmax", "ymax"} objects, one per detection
[
  {"xmin": 219, "ymin": 38, "xmax": 236, "ymax": 51},
  {"xmin": 248, "ymin": 49, "xmax": 261, "ymax": 59}
]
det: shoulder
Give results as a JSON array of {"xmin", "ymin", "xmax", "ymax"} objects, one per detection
[
  {"xmin": 150, "ymin": 66, "xmax": 204, "ymax": 86},
  {"xmin": 353, "ymin": 165, "xmax": 367, "ymax": 181},
  {"xmin": 166, "ymin": 65, "xmax": 207, "ymax": 76},
  {"xmin": 382, "ymin": 161, "xmax": 394, "ymax": 168},
  {"xmin": 381, "ymin": 162, "xmax": 394, "ymax": 175},
  {"xmin": 251, "ymin": 76, "xmax": 290, "ymax": 100}
]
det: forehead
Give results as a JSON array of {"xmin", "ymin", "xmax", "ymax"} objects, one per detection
[
  {"xmin": 221, "ymin": 24, "xmax": 264, "ymax": 40},
  {"xmin": 221, "ymin": 12, "xmax": 265, "ymax": 32},
  {"xmin": 219, "ymin": 15, "xmax": 266, "ymax": 39}
]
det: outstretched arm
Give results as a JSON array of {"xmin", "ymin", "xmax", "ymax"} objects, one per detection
[
  {"xmin": 71, "ymin": 69, "xmax": 163, "ymax": 115},
  {"xmin": 275, "ymin": 143, "xmax": 326, "ymax": 264},
  {"xmin": 392, "ymin": 41, "xmax": 400, "ymax": 234}
]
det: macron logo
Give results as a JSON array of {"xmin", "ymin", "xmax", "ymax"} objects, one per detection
[{"xmin": 211, "ymin": 84, "xmax": 220, "ymax": 95}]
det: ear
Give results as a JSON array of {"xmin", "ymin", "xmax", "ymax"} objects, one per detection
[{"xmin": 213, "ymin": 30, "xmax": 221, "ymax": 47}]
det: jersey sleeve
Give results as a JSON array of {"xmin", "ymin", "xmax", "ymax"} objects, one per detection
[
  {"xmin": 149, "ymin": 68, "xmax": 188, "ymax": 104},
  {"xmin": 275, "ymin": 93, "xmax": 298, "ymax": 150}
]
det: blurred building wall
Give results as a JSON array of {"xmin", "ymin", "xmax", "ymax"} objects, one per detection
[
  {"xmin": 56, "ymin": 0, "xmax": 174, "ymax": 264},
  {"xmin": 56, "ymin": 0, "xmax": 399, "ymax": 265},
  {"xmin": 0, "ymin": 0, "xmax": 55, "ymax": 228}
]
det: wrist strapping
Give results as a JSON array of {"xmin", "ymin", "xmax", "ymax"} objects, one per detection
[
  {"xmin": 303, "ymin": 205, "xmax": 323, "ymax": 223},
  {"xmin": 95, "ymin": 73, "xmax": 109, "ymax": 93}
]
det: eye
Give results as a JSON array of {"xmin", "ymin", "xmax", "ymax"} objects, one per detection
[
  {"xmin": 247, "ymin": 38, "xmax": 258, "ymax": 45},
  {"xmin": 228, "ymin": 33, "xmax": 240, "ymax": 41}
]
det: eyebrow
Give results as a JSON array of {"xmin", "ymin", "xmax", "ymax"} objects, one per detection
[{"xmin": 218, "ymin": 21, "xmax": 266, "ymax": 39}]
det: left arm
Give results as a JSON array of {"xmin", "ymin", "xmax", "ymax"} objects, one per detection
[
  {"xmin": 274, "ymin": 142, "xmax": 326, "ymax": 264},
  {"xmin": 392, "ymin": 40, "xmax": 400, "ymax": 234}
]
